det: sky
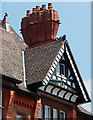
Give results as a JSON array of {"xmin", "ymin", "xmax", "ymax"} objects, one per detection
[{"xmin": 1, "ymin": 2, "xmax": 92, "ymax": 113}]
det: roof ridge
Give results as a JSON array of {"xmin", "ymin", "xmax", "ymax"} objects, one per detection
[{"xmin": 26, "ymin": 38, "xmax": 65, "ymax": 51}]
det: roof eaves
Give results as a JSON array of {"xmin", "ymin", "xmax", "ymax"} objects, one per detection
[
  {"xmin": 2, "ymin": 83, "xmax": 41, "ymax": 100},
  {"xmin": 1, "ymin": 74, "xmax": 22, "ymax": 84}
]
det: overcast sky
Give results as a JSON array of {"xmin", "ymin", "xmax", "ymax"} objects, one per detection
[{"xmin": 2, "ymin": 2, "xmax": 92, "ymax": 113}]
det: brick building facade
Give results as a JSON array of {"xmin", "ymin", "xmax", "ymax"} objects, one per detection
[{"xmin": 0, "ymin": 3, "xmax": 93, "ymax": 120}]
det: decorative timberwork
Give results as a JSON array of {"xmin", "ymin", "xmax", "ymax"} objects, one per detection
[
  {"xmin": 38, "ymin": 41, "xmax": 91, "ymax": 104},
  {"xmin": 39, "ymin": 84, "xmax": 79, "ymax": 103},
  {"xmin": 42, "ymin": 41, "xmax": 65, "ymax": 85}
]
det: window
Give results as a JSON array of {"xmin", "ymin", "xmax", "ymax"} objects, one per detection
[
  {"xmin": 0, "ymin": 91, "xmax": 2, "ymax": 120},
  {"xmin": 60, "ymin": 64, "xmax": 65, "ymax": 76},
  {"xmin": 39, "ymin": 104, "xmax": 43, "ymax": 119},
  {"xmin": 16, "ymin": 115, "xmax": 22, "ymax": 120},
  {"xmin": 45, "ymin": 105, "xmax": 51, "ymax": 119},
  {"xmin": 0, "ymin": 91, "xmax": 2, "ymax": 106},
  {"xmin": 56, "ymin": 63, "xmax": 60, "ymax": 74},
  {"xmin": 53, "ymin": 108, "xmax": 58, "ymax": 119},
  {"xmin": 53, "ymin": 63, "xmax": 60, "ymax": 76},
  {"xmin": 60, "ymin": 111, "xmax": 65, "ymax": 120}
]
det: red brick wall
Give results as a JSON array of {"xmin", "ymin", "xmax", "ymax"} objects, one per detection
[
  {"xmin": 2, "ymin": 88, "xmax": 38, "ymax": 119},
  {"xmin": 3, "ymin": 88, "xmax": 91, "ymax": 119},
  {"xmin": 38, "ymin": 90, "xmax": 77, "ymax": 119}
]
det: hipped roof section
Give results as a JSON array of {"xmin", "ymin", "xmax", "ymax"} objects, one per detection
[
  {"xmin": 0, "ymin": 26, "xmax": 27, "ymax": 81},
  {"xmin": 25, "ymin": 39, "xmax": 65, "ymax": 86}
]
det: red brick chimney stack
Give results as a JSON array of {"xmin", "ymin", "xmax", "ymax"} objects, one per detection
[
  {"xmin": 36, "ymin": 6, "xmax": 40, "ymax": 11},
  {"xmin": 21, "ymin": 3, "xmax": 60, "ymax": 48}
]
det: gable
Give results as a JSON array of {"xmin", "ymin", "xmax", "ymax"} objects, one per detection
[
  {"xmin": 25, "ymin": 37, "xmax": 90, "ymax": 104},
  {"xmin": 38, "ymin": 41, "xmax": 91, "ymax": 104}
]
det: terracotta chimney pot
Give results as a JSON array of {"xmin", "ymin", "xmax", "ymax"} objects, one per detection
[
  {"xmin": 36, "ymin": 6, "xmax": 40, "ymax": 11},
  {"xmin": 42, "ymin": 5, "xmax": 46, "ymax": 10},
  {"xmin": 48, "ymin": 3, "xmax": 52, "ymax": 9},
  {"xmin": 26, "ymin": 10, "xmax": 31, "ymax": 16},
  {"xmin": 33, "ymin": 8, "xmax": 36, "ymax": 12}
]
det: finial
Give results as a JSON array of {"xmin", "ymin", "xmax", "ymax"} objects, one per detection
[{"xmin": 2, "ymin": 13, "xmax": 8, "ymax": 24}]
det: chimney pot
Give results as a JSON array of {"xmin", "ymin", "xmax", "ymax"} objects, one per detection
[
  {"xmin": 26, "ymin": 10, "xmax": 31, "ymax": 16},
  {"xmin": 42, "ymin": 5, "xmax": 46, "ymax": 10},
  {"xmin": 48, "ymin": 3, "xmax": 52, "ymax": 9},
  {"xmin": 36, "ymin": 6, "xmax": 40, "ymax": 11},
  {"xmin": 33, "ymin": 8, "xmax": 36, "ymax": 12}
]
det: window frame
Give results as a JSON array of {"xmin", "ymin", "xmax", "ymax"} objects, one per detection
[
  {"xmin": 0, "ymin": 91, "xmax": 2, "ymax": 107},
  {"xmin": 60, "ymin": 110, "xmax": 65, "ymax": 120},
  {"xmin": 16, "ymin": 114, "xmax": 23, "ymax": 120},
  {"xmin": 53, "ymin": 108, "xmax": 58, "ymax": 119},
  {"xmin": 45, "ymin": 105, "xmax": 51, "ymax": 119}
]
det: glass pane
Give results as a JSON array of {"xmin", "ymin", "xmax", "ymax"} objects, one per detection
[
  {"xmin": 53, "ymin": 69, "xmax": 56, "ymax": 76},
  {"xmin": 45, "ymin": 105, "xmax": 50, "ymax": 119},
  {"xmin": 62, "ymin": 55, "xmax": 65, "ymax": 60},
  {"xmin": 56, "ymin": 63, "xmax": 60, "ymax": 74},
  {"xmin": 39, "ymin": 104, "xmax": 42, "ymax": 118},
  {"xmin": 68, "ymin": 69, "xmax": 70, "ymax": 76},
  {"xmin": 53, "ymin": 108, "xmax": 58, "ymax": 119},
  {"xmin": 0, "ymin": 92, "xmax": 2, "ymax": 106},
  {"xmin": 60, "ymin": 111, "xmax": 65, "ymax": 120},
  {"xmin": 16, "ymin": 115, "xmax": 22, "ymax": 120},
  {"xmin": 60, "ymin": 64, "xmax": 65, "ymax": 76}
]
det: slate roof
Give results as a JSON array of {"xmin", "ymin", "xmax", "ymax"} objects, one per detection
[
  {"xmin": 25, "ymin": 39, "xmax": 65, "ymax": 86},
  {"xmin": 0, "ymin": 25, "xmax": 27, "ymax": 81}
]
